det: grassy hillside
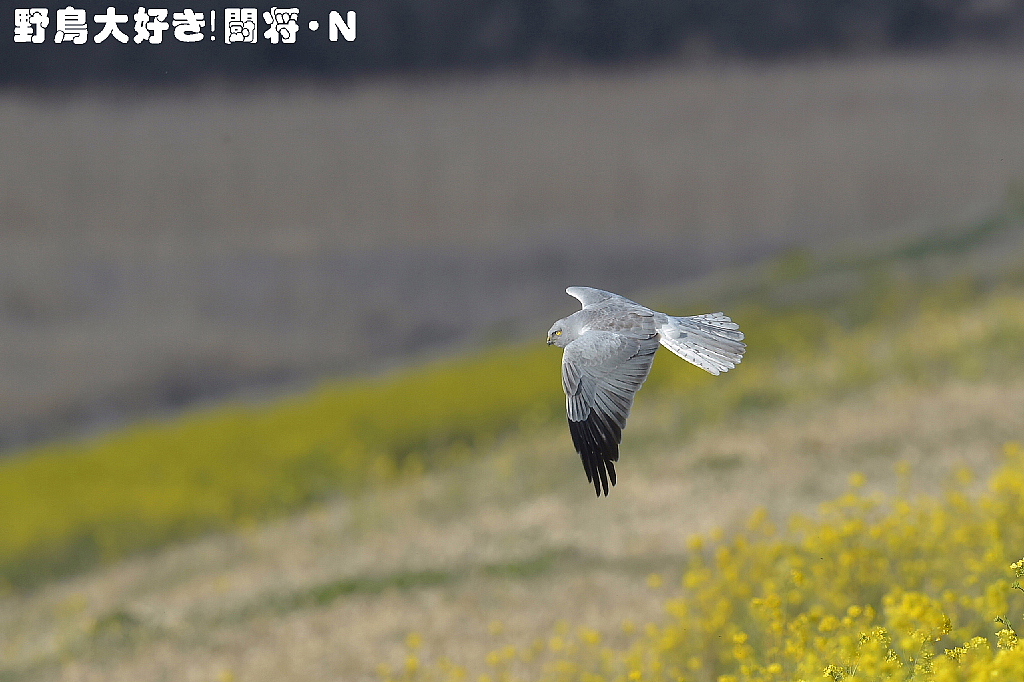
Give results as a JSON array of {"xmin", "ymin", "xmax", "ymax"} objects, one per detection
[
  {"xmin": 3, "ymin": 208, "xmax": 1024, "ymax": 590},
  {"xmin": 4, "ymin": 212, "xmax": 1024, "ymax": 680}
]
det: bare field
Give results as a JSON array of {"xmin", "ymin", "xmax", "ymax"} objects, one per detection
[{"xmin": 3, "ymin": 55, "xmax": 1024, "ymax": 448}]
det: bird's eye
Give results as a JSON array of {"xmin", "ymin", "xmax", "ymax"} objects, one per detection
[{"xmin": 554, "ymin": 330, "xmax": 562, "ymax": 336}]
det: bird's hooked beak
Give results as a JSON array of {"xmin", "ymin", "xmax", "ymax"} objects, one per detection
[{"xmin": 546, "ymin": 334, "xmax": 554, "ymax": 345}]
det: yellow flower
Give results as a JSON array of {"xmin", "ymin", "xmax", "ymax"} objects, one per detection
[
  {"xmin": 997, "ymin": 627, "xmax": 1019, "ymax": 650},
  {"xmin": 373, "ymin": 440, "xmax": 1024, "ymax": 682}
]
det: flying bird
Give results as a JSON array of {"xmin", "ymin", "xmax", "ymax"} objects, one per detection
[{"xmin": 546, "ymin": 286, "xmax": 745, "ymax": 496}]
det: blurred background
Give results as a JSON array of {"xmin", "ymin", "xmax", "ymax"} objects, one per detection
[
  {"xmin": 5, "ymin": 0, "xmax": 1024, "ymax": 449},
  {"xmin": 6, "ymin": 2, "xmax": 1024, "ymax": 681}
]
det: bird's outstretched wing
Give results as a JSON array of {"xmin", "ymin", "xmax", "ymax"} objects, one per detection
[
  {"xmin": 561, "ymin": 331, "xmax": 659, "ymax": 496},
  {"xmin": 566, "ymin": 286, "xmax": 621, "ymax": 308}
]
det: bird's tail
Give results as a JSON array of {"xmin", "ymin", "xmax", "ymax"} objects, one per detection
[{"xmin": 657, "ymin": 312, "xmax": 745, "ymax": 375}]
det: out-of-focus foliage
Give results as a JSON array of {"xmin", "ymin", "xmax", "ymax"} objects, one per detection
[{"xmin": 390, "ymin": 444, "xmax": 1024, "ymax": 682}]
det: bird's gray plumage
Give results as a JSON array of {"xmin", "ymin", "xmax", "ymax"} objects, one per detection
[{"xmin": 546, "ymin": 286, "xmax": 746, "ymax": 496}]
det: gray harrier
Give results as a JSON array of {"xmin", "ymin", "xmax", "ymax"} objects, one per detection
[{"xmin": 546, "ymin": 287, "xmax": 745, "ymax": 496}]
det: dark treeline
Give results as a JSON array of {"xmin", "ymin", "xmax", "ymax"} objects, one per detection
[{"xmin": 3, "ymin": 0, "xmax": 1024, "ymax": 87}]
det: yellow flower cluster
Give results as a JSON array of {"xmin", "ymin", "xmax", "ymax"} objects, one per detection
[{"xmin": 389, "ymin": 444, "xmax": 1024, "ymax": 682}]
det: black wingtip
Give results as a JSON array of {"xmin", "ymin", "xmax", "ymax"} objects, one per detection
[{"xmin": 568, "ymin": 412, "xmax": 620, "ymax": 497}]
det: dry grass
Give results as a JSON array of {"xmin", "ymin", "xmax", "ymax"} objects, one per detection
[
  {"xmin": 4, "ymin": 54, "xmax": 1024, "ymax": 446},
  {"xmin": 1, "ymin": 368, "xmax": 1021, "ymax": 682}
]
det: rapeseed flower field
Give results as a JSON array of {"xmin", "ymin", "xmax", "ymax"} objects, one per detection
[{"xmin": 388, "ymin": 445, "xmax": 1024, "ymax": 682}]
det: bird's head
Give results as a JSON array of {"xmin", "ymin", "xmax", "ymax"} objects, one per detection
[{"xmin": 546, "ymin": 319, "xmax": 571, "ymax": 347}]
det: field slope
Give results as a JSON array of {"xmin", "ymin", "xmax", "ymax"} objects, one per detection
[{"xmin": 4, "ymin": 209, "xmax": 1024, "ymax": 680}]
